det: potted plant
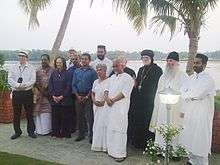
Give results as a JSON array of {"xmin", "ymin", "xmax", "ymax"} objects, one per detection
[
  {"xmin": 144, "ymin": 124, "xmax": 187, "ymax": 165},
  {"xmin": 0, "ymin": 53, "xmax": 13, "ymax": 123},
  {"xmin": 212, "ymin": 93, "xmax": 220, "ymax": 153}
]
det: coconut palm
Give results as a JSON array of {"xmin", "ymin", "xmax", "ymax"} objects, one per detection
[
  {"xmin": 19, "ymin": 0, "xmax": 75, "ymax": 58},
  {"xmin": 113, "ymin": 0, "xmax": 218, "ymax": 75}
]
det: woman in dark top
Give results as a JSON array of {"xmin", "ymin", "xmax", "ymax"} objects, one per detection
[
  {"xmin": 132, "ymin": 50, "xmax": 163, "ymax": 149},
  {"xmin": 48, "ymin": 57, "xmax": 73, "ymax": 138}
]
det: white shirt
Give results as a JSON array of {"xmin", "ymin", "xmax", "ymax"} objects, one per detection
[
  {"xmin": 66, "ymin": 59, "xmax": 74, "ymax": 69},
  {"xmin": 106, "ymin": 73, "xmax": 134, "ymax": 133},
  {"xmin": 8, "ymin": 62, "xmax": 36, "ymax": 91},
  {"xmin": 180, "ymin": 71, "xmax": 215, "ymax": 157},
  {"xmin": 90, "ymin": 57, "xmax": 113, "ymax": 77}
]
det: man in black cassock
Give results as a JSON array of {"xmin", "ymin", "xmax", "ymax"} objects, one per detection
[{"xmin": 132, "ymin": 49, "xmax": 162, "ymax": 149}]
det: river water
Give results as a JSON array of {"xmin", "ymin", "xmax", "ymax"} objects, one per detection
[{"xmin": 4, "ymin": 60, "xmax": 220, "ymax": 89}]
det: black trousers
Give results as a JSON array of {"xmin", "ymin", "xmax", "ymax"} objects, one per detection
[
  {"xmin": 75, "ymin": 97, "xmax": 93, "ymax": 140},
  {"xmin": 51, "ymin": 105, "xmax": 71, "ymax": 137},
  {"xmin": 70, "ymin": 94, "xmax": 77, "ymax": 132},
  {"xmin": 12, "ymin": 90, "xmax": 35, "ymax": 135}
]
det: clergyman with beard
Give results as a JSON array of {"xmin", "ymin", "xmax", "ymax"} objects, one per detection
[
  {"xmin": 150, "ymin": 51, "xmax": 187, "ymax": 148},
  {"xmin": 132, "ymin": 49, "xmax": 163, "ymax": 149}
]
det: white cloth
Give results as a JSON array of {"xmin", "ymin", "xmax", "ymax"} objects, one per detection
[
  {"xmin": 8, "ymin": 62, "xmax": 36, "ymax": 91},
  {"xmin": 189, "ymin": 152, "xmax": 209, "ymax": 165},
  {"xmin": 34, "ymin": 113, "xmax": 52, "ymax": 135},
  {"xmin": 90, "ymin": 58, "xmax": 113, "ymax": 77},
  {"xmin": 91, "ymin": 79, "xmax": 109, "ymax": 152},
  {"xmin": 106, "ymin": 73, "xmax": 134, "ymax": 158},
  {"xmin": 180, "ymin": 71, "xmax": 215, "ymax": 158},
  {"xmin": 66, "ymin": 59, "xmax": 74, "ymax": 69},
  {"xmin": 150, "ymin": 70, "xmax": 187, "ymax": 148}
]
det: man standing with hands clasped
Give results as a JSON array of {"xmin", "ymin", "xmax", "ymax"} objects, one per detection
[{"xmin": 8, "ymin": 51, "xmax": 36, "ymax": 139}]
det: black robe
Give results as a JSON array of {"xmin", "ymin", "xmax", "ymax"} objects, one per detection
[{"xmin": 132, "ymin": 63, "xmax": 162, "ymax": 149}]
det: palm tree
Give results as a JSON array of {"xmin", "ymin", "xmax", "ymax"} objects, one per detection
[
  {"xmin": 113, "ymin": 0, "xmax": 218, "ymax": 75},
  {"xmin": 19, "ymin": 0, "xmax": 75, "ymax": 58}
]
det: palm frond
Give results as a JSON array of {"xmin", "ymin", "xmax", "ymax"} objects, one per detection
[
  {"xmin": 19, "ymin": 0, "xmax": 51, "ymax": 29},
  {"xmin": 113, "ymin": 0, "xmax": 150, "ymax": 33},
  {"xmin": 151, "ymin": 15, "xmax": 179, "ymax": 40}
]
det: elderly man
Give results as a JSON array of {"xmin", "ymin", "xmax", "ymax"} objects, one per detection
[
  {"xmin": 180, "ymin": 54, "xmax": 215, "ymax": 165},
  {"xmin": 91, "ymin": 45, "xmax": 113, "ymax": 77},
  {"xmin": 150, "ymin": 51, "xmax": 187, "ymax": 147},
  {"xmin": 8, "ymin": 51, "xmax": 36, "ymax": 139},
  {"xmin": 104, "ymin": 58, "xmax": 134, "ymax": 162}
]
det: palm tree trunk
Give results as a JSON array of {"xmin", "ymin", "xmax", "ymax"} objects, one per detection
[
  {"xmin": 186, "ymin": 32, "xmax": 199, "ymax": 75},
  {"xmin": 51, "ymin": 0, "xmax": 75, "ymax": 59}
]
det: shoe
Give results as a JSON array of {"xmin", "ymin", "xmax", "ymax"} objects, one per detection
[
  {"xmin": 28, "ymin": 133, "xmax": 37, "ymax": 138},
  {"xmin": 75, "ymin": 136, "xmax": 85, "ymax": 141},
  {"xmin": 114, "ymin": 157, "xmax": 126, "ymax": 162},
  {"xmin": 64, "ymin": 134, "xmax": 71, "ymax": 138},
  {"xmin": 186, "ymin": 161, "xmax": 192, "ymax": 165},
  {"xmin": 89, "ymin": 138, "xmax": 92, "ymax": 144},
  {"xmin": 10, "ymin": 133, "xmax": 22, "ymax": 140}
]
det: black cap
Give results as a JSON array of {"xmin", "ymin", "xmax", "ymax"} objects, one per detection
[
  {"xmin": 141, "ymin": 49, "xmax": 154, "ymax": 59},
  {"xmin": 167, "ymin": 51, "xmax": 179, "ymax": 61}
]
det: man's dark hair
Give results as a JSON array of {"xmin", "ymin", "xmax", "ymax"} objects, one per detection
[
  {"xmin": 41, "ymin": 54, "xmax": 50, "ymax": 61},
  {"xmin": 196, "ymin": 53, "xmax": 208, "ymax": 64},
  {"xmin": 81, "ymin": 53, "xmax": 91, "ymax": 61},
  {"xmin": 97, "ymin": 45, "xmax": 106, "ymax": 51},
  {"xmin": 54, "ymin": 56, "xmax": 67, "ymax": 70}
]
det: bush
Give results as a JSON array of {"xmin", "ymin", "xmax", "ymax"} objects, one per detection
[
  {"xmin": 215, "ymin": 95, "xmax": 220, "ymax": 111},
  {"xmin": 0, "ymin": 54, "xmax": 10, "ymax": 91}
]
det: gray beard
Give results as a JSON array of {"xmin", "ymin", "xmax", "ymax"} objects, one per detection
[{"xmin": 164, "ymin": 65, "xmax": 179, "ymax": 81}]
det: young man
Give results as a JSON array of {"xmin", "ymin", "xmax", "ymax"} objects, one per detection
[
  {"xmin": 8, "ymin": 51, "xmax": 36, "ymax": 139},
  {"xmin": 72, "ymin": 53, "xmax": 97, "ymax": 143},
  {"xmin": 180, "ymin": 54, "xmax": 215, "ymax": 165},
  {"xmin": 66, "ymin": 49, "xmax": 81, "ymax": 70},
  {"xmin": 91, "ymin": 45, "xmax": 113, "ymax": 77}
]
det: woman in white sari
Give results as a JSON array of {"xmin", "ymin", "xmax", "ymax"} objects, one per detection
[{"xmin": 91, "ymin": 64, "xmax": 109, "ymax": 152}]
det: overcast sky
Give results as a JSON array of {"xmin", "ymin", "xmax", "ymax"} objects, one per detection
[{"xmin": 0, "ymin": 0, "xmax": 220, "ymax": 53}]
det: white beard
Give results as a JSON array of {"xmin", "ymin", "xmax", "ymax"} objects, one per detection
[{"xmin": 163, "ymin": 65, "xmax": 180, "ymax": 82}]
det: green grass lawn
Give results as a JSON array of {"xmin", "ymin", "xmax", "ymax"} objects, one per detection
[
  {"xmin": 215, "ymin": 95, "xmax": 220, "ymax": 111},
  {"xmin": 0, "ymin": 152, "xmax": 60, "ymax": 165}
]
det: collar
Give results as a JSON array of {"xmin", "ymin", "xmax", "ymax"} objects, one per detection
[{"xmin": 19, "ymin": 62, "xmax": 29, "ymax": 68}]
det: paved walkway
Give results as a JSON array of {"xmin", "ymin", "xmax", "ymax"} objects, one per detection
[{"xmin": 0, "ymin": 121, "xmax": 220, "ymax": 165}]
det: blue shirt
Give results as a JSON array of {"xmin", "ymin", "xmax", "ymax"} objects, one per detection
[
  {"xmin": 67, "ymin": 65, "xmax": 78, "ymax": 83},
  {"xmin": 72, "ymin": 67, "xmax": 97, "ymax": 94}
]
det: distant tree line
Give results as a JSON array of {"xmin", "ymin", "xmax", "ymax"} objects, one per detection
[{"xmin": 0, "ymin": 49, "xmax": 219, "ymax": 61}]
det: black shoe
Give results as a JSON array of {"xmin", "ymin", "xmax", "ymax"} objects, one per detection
[
  {"xmin": 75, "ymin": 136, "xmax": 85, "ymax": 141},
  {"xmin": 28, "ymin": 133, "xmax": 37, "ymax": 138},
  {"xmin": 89, "ymin": 138, "xmax": 92, "ymax": 144},
  {"xmin": 186, "ymin": 161, "xmax": 192, "ymax": 165},
  {"xmin": 114, "ymin": 157, "xmax": 126, "ymax": 162},
  {"xmin": 10, "ymin": 133, "xmax": 21, "ymax": 140}
]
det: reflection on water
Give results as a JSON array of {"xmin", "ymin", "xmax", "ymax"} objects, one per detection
[{"xmin": 4, "ymin": 60, "xmax": 220, "ymax": 89}]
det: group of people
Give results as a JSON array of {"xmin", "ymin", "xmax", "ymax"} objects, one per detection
[{"xmin": 7, "ymin": 45, "xmax": 215, "ymax": 164}]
